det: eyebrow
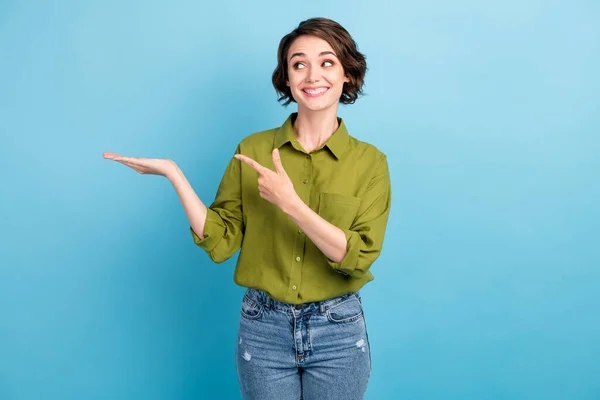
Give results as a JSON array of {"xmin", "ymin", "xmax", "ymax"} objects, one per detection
[{"xmin": 289, "ymin": 51, "xmax": 337, "ymax": 62}]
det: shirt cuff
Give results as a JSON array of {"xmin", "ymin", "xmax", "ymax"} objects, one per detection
[
  {"xmin": 327, "ymin": 229, "xmax": 362, "ymax": 277},
  {"xmin": 189, "ymin": 208, "xmax": 226, "ymax": 252}
]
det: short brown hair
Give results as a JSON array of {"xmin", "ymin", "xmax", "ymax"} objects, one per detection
[{"xmin": 272, "ymin": 18, "xmax": 367, "ymax": 106}]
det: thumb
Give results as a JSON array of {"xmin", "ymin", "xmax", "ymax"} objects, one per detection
[{"xmin": 272, "ymin": 148, "xmax": 287, "ymax": 176}]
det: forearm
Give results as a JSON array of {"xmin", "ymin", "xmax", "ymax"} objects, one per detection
[
  {"xmin": 284, "ymin": 198, "xmax": 347, "ymax": 263},
  {"xmin": 166, "ymin": 164, "xmax": 209, "ymax": 240}
]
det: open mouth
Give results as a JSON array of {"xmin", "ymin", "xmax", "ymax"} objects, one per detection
[{"xmin": 302, "ymin": 87, "xmax": 329, "ymax": 97}]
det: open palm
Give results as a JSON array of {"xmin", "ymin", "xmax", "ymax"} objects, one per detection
[{"xmin": 103, "ymin": 152, "xmax": 175, "ymax": 177}]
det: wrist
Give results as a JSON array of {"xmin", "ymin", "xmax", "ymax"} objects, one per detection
[
  {"xmin": 282, "ymin": 194, "xmax": 304, "ymax": 217},
  {"xmin": 165, "ymin": 160, "xmax": 181, "ymax": 182}
]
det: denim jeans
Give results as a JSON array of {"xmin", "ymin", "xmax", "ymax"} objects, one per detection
[{"xmin": 235, "ymin": 288, "xmax": 372, "ymax": 400}]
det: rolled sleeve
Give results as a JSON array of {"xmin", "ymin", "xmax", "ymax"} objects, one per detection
[
  {"xmin": 190, "ymin": 145, "xmax": 244, "ymax": 263},
  {"xmin": 327, "ymin": 155, "xmax": 392, "ymax": 278},
  {"xmin": 190, "ymin": 208, "xmax": 226, "ymax": 252}
]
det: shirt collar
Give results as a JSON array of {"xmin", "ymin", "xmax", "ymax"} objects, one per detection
[{"xmin": 274, "ymin": 112, "xmax": 349, "ymax": 160}]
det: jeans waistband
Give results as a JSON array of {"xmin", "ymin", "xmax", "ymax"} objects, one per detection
[{"xmin": 245, "ymin": 288, "xmax": 361, "ymax": 314}]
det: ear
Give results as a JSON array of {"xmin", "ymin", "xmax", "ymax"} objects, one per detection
[
  {"xmin": 286, "ymin": 80, "xmax": 290, "ymax": 86},
  {"xmin": 344, "ymin": 75, "xmax": 351, "ymax": 83}
]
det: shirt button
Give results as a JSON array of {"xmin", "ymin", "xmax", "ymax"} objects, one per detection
[
  {"xmin": 292, "ymin": 285, "xmax": 297, "ymax": 290},
  {"xmin": 296, "ymin": 256, "xmax": 301, "ymax": 262},
  {"xmin": 305, "ymin": 155, "xmax": 310, "ymax": 159},
  {"xmin": 303, "ymin": 179, "xmax": 309, "ymax": 184},
  {"xmin": 297, "ymin": 230, "xmax": 302, "ymax": 234}
]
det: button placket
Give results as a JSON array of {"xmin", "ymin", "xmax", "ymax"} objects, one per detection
[
  {"xmin": 291, "ymin": 153, "xmax": 314, "ymax": 297},
  {"xmin": 289, "ymin": 152, "xmax": 313, "ymax": 298}
]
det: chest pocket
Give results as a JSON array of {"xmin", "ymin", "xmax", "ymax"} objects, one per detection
[{"xmin": 317, "ymin": 193, "xmax": 361, "ymax": 230}]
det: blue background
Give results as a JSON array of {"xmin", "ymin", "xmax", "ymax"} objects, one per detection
[{"xmin": 1, "ymin": 1, "xmax": 599, "ymax": 399}]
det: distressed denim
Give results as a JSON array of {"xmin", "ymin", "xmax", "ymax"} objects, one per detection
[{"xmin": 235, "ymin": 288, "xmax": 372, "ymax": 400}]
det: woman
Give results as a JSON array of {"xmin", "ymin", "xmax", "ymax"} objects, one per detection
[{"xmin": 104, "ymin": 17, "xmax": 391, "ymax": 400}]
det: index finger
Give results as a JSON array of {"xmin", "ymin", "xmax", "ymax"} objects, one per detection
[{"xmin": 234, "ymin": 154, "xmax": 267, "ymax": 174}]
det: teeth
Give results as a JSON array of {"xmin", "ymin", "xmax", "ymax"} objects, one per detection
[{"xmin": 304, "ymin": 88, "xmax": 327, "ymax": 95}]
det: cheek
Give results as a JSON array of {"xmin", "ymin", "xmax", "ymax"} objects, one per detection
[
  {"xmin": 287, "ymin": 75, "xmax": 303, "ymax": 89},
  {"xmin": 328, "ymin": 74, "xmax": 347, "ymax": 88},
  {"xmin": 325, "ymin": 68, "xmax": 346, "ymax": 83}
]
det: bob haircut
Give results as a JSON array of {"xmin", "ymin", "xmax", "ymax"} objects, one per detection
[{"xmin": 272, "ymin": 17, "xmax": 367, "ymax": 106}]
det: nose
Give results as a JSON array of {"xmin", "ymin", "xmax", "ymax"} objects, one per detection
[{"xmin": 306, "ymin": 67, "xmax": 319, "ymax": 83}]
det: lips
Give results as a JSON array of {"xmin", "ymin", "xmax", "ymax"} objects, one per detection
[{"xmin": 302, "ymin": 87, "xmax": 329, "ymax": 97}]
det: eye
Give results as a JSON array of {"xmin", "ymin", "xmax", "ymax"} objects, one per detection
[
  {"xmin": 323, "ymin": 60, "xmax": 334, "ymax": 67},
  {"xmin": 293, "ymin": 62, "xmax": 306, "ymax": 69}
]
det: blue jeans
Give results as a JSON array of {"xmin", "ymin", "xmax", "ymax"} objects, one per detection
[{"xmin": 235, "ymin": 288, "xmax": 372, "ymax": 400}]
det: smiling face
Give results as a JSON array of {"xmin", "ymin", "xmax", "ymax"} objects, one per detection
[{"xmin": 286, "ymin": 35, "xmax": 350, "ymax": 114}]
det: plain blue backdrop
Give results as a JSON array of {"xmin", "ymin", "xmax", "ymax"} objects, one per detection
[{"xmin": 1, "ymin": 0, "xmax": 599, "ymax": 399}]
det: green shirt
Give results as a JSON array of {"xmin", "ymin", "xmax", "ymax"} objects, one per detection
[{"xmin": 191, "ymin": 112, "xmax": 392, "ymax": 304}]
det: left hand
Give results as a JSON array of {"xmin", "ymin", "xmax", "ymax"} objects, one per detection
[
  {"xmin": 234, "ymin": 148, "xmax": 300, "ymax": 213},
  {"xmin": 103, "ymin": 152, "xmax": 177, "ymax": 178}
]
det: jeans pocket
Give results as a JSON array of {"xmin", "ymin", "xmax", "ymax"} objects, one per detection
[
  {"xmin": 326, "ymin": 296, "xmax": 363, "ymax": 323},
  {"xmin": 241, "ymin": 294, "xmax": 263, "ymax": 320}
]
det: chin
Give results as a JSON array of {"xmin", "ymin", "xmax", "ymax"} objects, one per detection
[
  {"xmin": 298, "ymin": 102, "xmax": 336, "ymax": 113},
  {"xmin": 297, "ymin": 98, "xmax": 338, "ymax": 113}
]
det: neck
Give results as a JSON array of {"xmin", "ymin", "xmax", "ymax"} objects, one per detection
[{"xmin": 293, "ymin": 106, "xmax": 340, "ymax": 153}]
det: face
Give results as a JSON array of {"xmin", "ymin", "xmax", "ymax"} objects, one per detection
[{"xmin": 286, "ymin": 35, "xmax": 350, "ymax": 114}]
